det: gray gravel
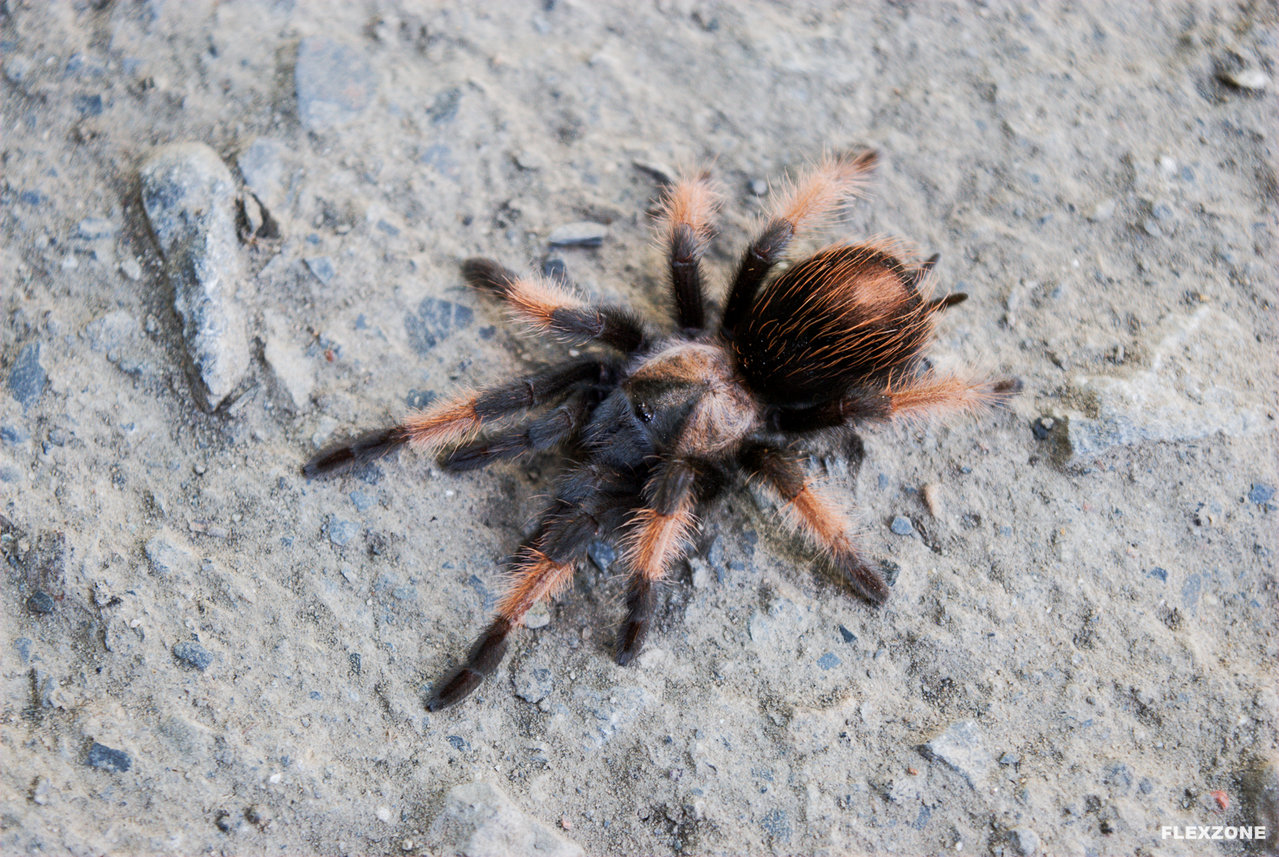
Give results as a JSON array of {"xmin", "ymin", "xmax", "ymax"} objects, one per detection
[{"xmin": 1, "ymin": 2, "xmax": 1276, "ymax": 856}]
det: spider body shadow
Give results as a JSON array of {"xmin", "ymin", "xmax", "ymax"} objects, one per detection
[{"xmin": 304, "ymin": 150, "xmax": 1021, "ymax": 710}]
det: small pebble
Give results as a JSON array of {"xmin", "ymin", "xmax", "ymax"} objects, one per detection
[
  {"xmin": 30, "ymin": 776, "xmax": 51, "ymax": 805},
  {"xmin": 921, "ymin": 483, "xmax": 941, "ymax": 517},
  {"xmin": 1248, "ymin": 483, "xmax": 1275, "ymax": 505},
  {"xmin": 688, "ymin": 555, "xmax": 713, "ymax": 589},
  {"xmin": 1032, "ymin": 416, "xmax": 1055, "ymax": 439},
  {"xmin": 327, "ymin": 517, "xmax": 359, "ymax": 547},
  {"xmin": 1086, "ymin": 198, "xmax": 1115, "ymax": 222},
  {"xmin": 77, "ymin": 217, "xmax": 118, "ymax": 240},
  {"xmin": 749, "ymin": 178, "xmax": 768, "ymax": 196},
  {"xmin": 1008, "ymin": 827, "xmax": 1040, "ymax": 856},
  {"xmin": 140, "ymin": 143, "xmax": 248, "ymax": 411},
  {"xmin": 119, "ymin": 257, "xmax": 143, "ymax": 280},
  {"xmin": 1218, "ymin": 67, "xmax": 1270, "ymax": 92},
  {"xmin": 3, "ymin": 54, "xmax": 34, "ymax": 87},
  {"xmin": 548, "ymin": 221, "xmax": 607, "ymax": 247},
  {"xmin": 922, "ymin": 720, "xmax": 993, "ymax": 787},
  {"xmin": 8, "ymin": 342, "xmax": 46, "ymax": 407},
  {"xmin": 85, "ymin": 742, "xmax": 132, "ymax": 773},
  {"xmin": 3, "ymin": 423, "xmax": 32, "ymax": 444},
  {"xmin": 838, "ymin": 625, "xmax": 856, "ymax": 644},
  {"xmin": 817, "ymin": 652, "xmax": 840, "ymax": 670},
  {"xmin": 405, "ymin": 296, "xmax": 474, "ymax": 356},
  {"xmin": 523, "ymin": 600, "xmax": 551, "ymax": 629},
  {"xmin": 514, "ymin": 665, "xmax": 553, "ymax": 704},
  {"xmin": 632, "ymin": 159, "xmax": 677, "ymax": 184},
  {"xmin": 173, "ymin": 640, "xmax": 213, "ymax": 671},
  {"xmin": 890, "ymin": 516, "xmax": 915, "ymax": 536},
  {"xmin": 304, "ymin": 256, "xmax": 336, "ymax": 284},
  {"xmin": 513, "ymin": 149, "xmax": 545, "ymax": 171},
  {"xmin": 587, "ymin": 540, "xmax": 616, "ymax": 572},
  {"xmin": 215, "ymin": 810, "xmax": 235, "ymax": 833},
  {"xmin": 26, "ymin": 591, "xmax": 55, "ymax": 614}
]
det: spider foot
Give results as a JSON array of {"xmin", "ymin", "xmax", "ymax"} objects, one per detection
[
  {"xmin": 837, "ymin": 556, "xmax": 890, "ymax": 607},
  {"xmin": 424, "ymin": 618, "xmax": 511, "ymax": 712},
  {"xmin": 303, "ymin": 426, "xmax": 407, "ymax": 478}
]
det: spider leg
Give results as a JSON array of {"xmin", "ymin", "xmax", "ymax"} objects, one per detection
[
  {"xmin": 740, "ymin": 442, "xmax": 889, "ymax": 605},
  {"xmin": 461, "ymin": 258, "xmax": 646, "ymax": 354},
  {"xmin": 437, "ymin": 394, "xmax": 589, "ymax": 472},
  {"xmin": 720, "ymin": 149, "xmax": 877, "ymax": 338},
  {"xmin": 767, "ymin": 372, "xmax": 1021, "ymax": 434},
  {"xmin": 882, "ymin": 373, "xmax": 1023, "ymax": 422},
  {"xmin": 426, "ymin": 546, "xmax": 573, "ymax": 710},
  {"xmin": 656, "ymin": 173, "xmax": 720, "ymax": 332},
  {"xmin": 616, "ymin": 457, "xmax": 701, "ymax": 665},
  {"xmin": 303, "ymin": 358, "xmax": 606, "ymax": 477},
  {"xmin": 427, "ymin": 463, "xmax": 640, "ymax": 710}
]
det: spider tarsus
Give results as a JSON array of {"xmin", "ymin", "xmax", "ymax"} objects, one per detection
[
  {"xmin": 302, "ymin": 426, "xmax": 407, "ymax": 478},
  {"xmin": 992, "ymin": 377, "xmax": 1024, "ymax": 399},
  {"xmin": 425, "ymin": 669, "xmax": 484, "ymax": 711},
  {"xmin": 426, "ymin": 619, "xmax": 513, "ymax": 711},
  {"xmin": 616, "ymin": 580, "xmax": 655, "ymax": 666},
  {"xmin": 927, "ymin": 292, "xmax": 968, "ymax": 313},
  {"xmin": 839, "ymin": 558, "xmax": 891, "ymax": 607},
  {"xmin": 844, "ymin": 147, "xmax": 879, "ymax": 171},
  {"xmin": 460, "ymin": 257, "xmax": 519, "ymax": 294}
]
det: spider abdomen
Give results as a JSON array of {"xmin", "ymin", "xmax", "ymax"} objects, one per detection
[{"xmin": 731, "ymin": 243, "xmax": 935, "ymax": 407}]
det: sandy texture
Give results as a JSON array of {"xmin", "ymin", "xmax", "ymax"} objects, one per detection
[{"xmin": 2, "ymin": 2, "xmax": 1276, "ymax": 855}]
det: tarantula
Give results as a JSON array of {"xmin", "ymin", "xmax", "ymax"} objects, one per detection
[{"xmin": 304, "ymin": 149, "xmax": 1020, "ymax": 711}]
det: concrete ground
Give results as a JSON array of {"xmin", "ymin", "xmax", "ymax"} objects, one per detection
[{"xmin": 2, "ymin": 2, "xmax": 1276, "ymax": 854}]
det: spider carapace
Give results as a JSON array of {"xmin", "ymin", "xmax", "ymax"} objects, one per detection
[{"xmin": 304, "ymin": 150, "xmax": 1021, "ymax": 710}]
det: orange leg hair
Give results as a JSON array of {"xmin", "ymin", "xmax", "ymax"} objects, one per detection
[
  {"xmin": 883, "ymin": 373, "xmax": 1023, "ymax": 423},
  {"xmin": 426, "ymin": 546, "xmax": 575, "ymax": 711},
  {"xmin": 427, "ymin": 462, "xmax": 642, "ymax": 710},
  {"xmin": 461, "ymin": 257, "xmax": 645, "ymax": 353},
  {"xmin": 302, "ymin": 358, "xmax": 604, "ymax": 477},
  {"xmin": 721, "ymin": 149, "xmax": 878, "ymax": 337},
  {"xmin": 616, "ymin": 457, "xmax": 701, "ymax": 664},
  {"xmin": 740, "ymin": 442, "xmax": 889, "ymax": 605},
  {"xmin": 656, "ymin": 172, "xmax": 721, "ymax": 330}
]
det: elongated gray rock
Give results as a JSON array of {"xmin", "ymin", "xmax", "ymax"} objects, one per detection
[{"xmin": 140, "ymin": 143, "xmax": 248, "ymax": 411}]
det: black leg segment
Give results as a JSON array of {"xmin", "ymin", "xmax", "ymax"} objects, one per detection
[{"xmin": 719, "ymin": 219, "xmax": 794, "ymax": 339}]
